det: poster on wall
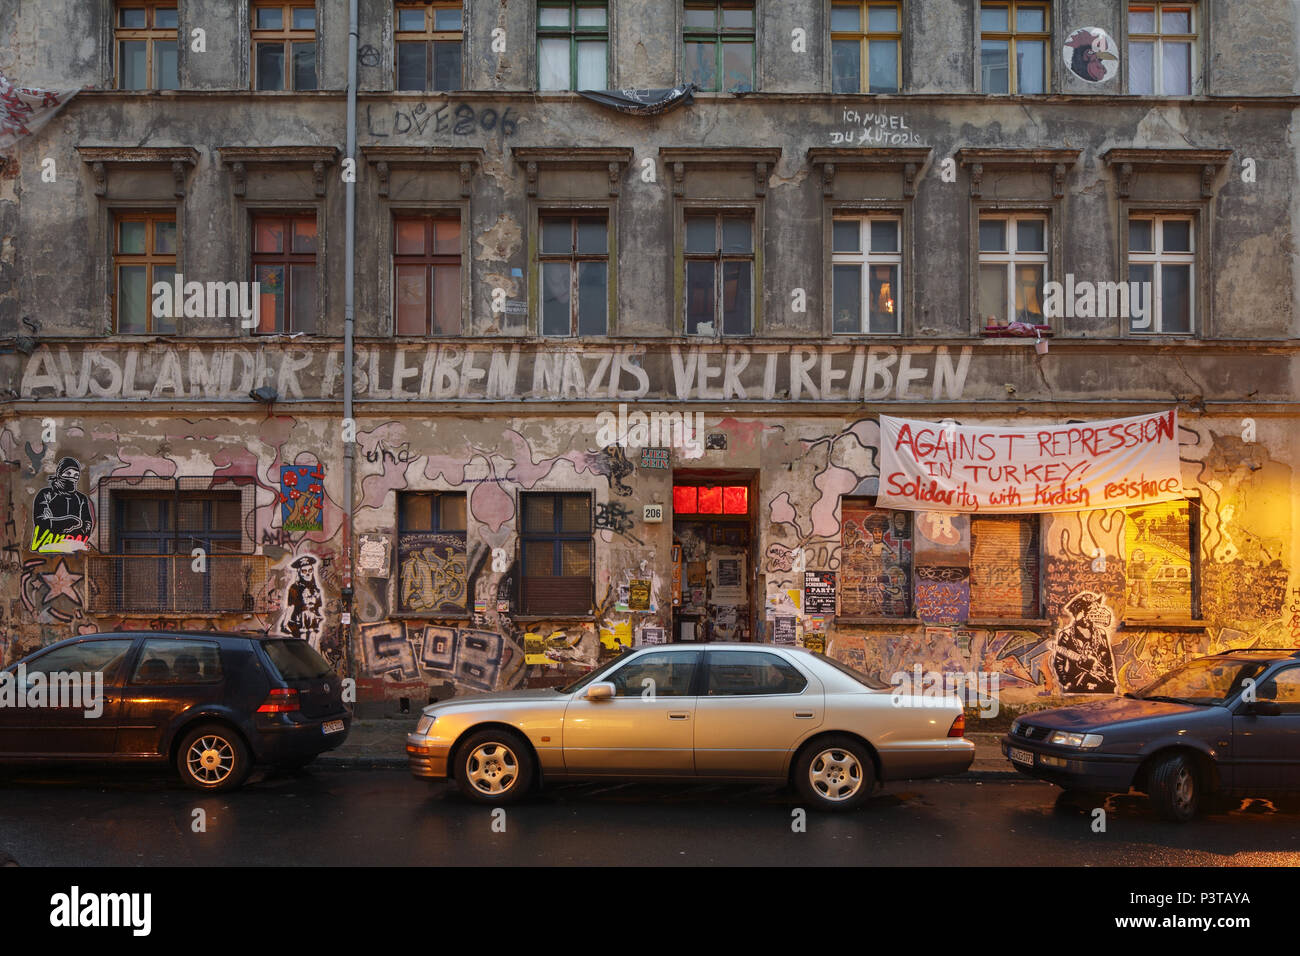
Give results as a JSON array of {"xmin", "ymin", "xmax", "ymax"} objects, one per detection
[
  {"xmin": 628, "ymin": 579, "xmax": 651, "ymax": 611},
  {"xmin": 711, "ymin": 553, "xmax": 746, "ymax": 604},
  {"xmin": 1063, "ymin": 27, "xmax": 1119, "ymax": 83},
  {"xmin": 357, "ymin": 534, "xmax": 391, "ymax": 576},
  {"xmin": 772, "ymin": 616, "xmax": 796, "ymax": 645},
  {"xmin": 1052, "ymin": 591, "xmax": 1118, "ymax": 694},
  {"xmin": 279, "ymin": 464, "xmax": 325, "ymax": 531},
  {"xmin": 877, "ymin": 411, "xmax": 1182, "ymax": 513},
  {"xmin": 670, "ymin": 545, "xmax": 682, "ymax": 606},
  {"xmin": 803, "ymin": 571, "xmax": 837, "ymax": 615},
  {"xmin": 31, "ymin": 456, "xmax": 95, "ymax": 553}
]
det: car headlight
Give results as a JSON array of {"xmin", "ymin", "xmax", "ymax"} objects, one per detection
[
  {"xmin": 415, "ymin": 714, "xmax": 437, "ymax": 735},
  {"xmin": 1048, "ymin": 731, "xmax": 1103, "ymax": 748}
]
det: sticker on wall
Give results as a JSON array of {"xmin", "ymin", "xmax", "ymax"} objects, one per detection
[
  {"xmin": 1052, "ymin": 591, "xmax": 1117, "ymax": 694},
  {"xmin": 278, "ymin": 555, "xmax": 325, "ymax": 650},
  {"xmin": 31, "ymin": 457, "xmax": 96, "ymax": 553},
  {"xmin": 280, "ymin": 464, "xmax": 325, "ymax": 532},
  {"xmin": 357, "ymin": 533, "xmax": 391, "ymax": 577},
  {"xmin": 1063, "ymin": 27, "xmax": 1118, "ymax": 84}
]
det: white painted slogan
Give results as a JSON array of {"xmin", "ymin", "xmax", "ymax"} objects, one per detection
[{"xmin": 876, "ymin": 411, "xmax": 1183, "ymax": 513}]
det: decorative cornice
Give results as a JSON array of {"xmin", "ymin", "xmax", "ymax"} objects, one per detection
[
  {"xmin": 76, "ymin": 146, "xmax": 200, "ymax": 197},
  {"xmin": 806, "ymin": 147, "xmax": 932, "ymax": 197},
  {"xmin": 1101, "ymin": 148, "xmax": 1233, "ymax": 198},
  {"xmin": 510, "ymin": 146, "xmax": 634, "ymax": 197},
  {"xmin": 358, "ymin": 147, "xmax": 483, "ymax": 198},
  {"xmin": 217, "ymin": 145, "xmax": 340, "ymax": 197},
  {"xmin": 658, "ymin": 147, "xmax": 783, "ymax": 198},
  {"xmin": 955, "ymin": 147, "xmax": 1082, "ymax": 198}
]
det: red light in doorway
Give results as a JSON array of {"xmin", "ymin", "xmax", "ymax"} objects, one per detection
[
  {"xmin": 672, "ymin": 486, "xmax": 697, "ymax": 514},
  {"xmin": 723, "ymin": 486, "xmax": 748, "ymax": 514},
  {"xmin": 697, "ymin": 486, "xmax": 723, "ymax": 514}
]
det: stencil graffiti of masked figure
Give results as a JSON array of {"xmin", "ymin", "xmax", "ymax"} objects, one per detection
[
  {"xmin": 1052, "ymin": 591, "xmax": 1118, "ymax": 694},
  {"xmin": 32, "ymin": 457, "xmax": 95, "ymax": 552},
  {"xmin": 278, "ymin": 555, "xmax": 324, "ymax": 650}
]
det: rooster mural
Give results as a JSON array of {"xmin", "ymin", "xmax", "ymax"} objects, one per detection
[{"xmin": 1064, "ymin": 28, "xmax": 1119, "ymax": 83}]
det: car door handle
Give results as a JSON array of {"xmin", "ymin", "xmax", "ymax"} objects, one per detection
[
  {"xmin": 668, "ymin": 712, "xmax": 690, "ymax": 720},
  {"xmin": 794, "ymin": 712, "xmax": 815, "ymax": 718}
]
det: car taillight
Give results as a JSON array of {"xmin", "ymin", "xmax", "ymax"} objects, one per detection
[
  {"xmin": 258, "ymin": 688, "xmax": 300, "ymax": 713},
  {"xmin": 947, "ymin": 714, "xmax": 966, "ymax": 738}
]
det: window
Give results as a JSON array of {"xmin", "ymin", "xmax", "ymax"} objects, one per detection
[
  {"xmin": 397, "ymin": 491, "xmax": 468, "ymax": 613},
  {"xmin": 114, "ymin": 213, "xmax": 177, "ymax": 334},
  {"xmin": 1258, "ymin": 667, "xmax": 1300, "ymax": 713},
  {"xmin": 684, "ymin": 1, "xmax": 754, "ymax": 92},
  {"xmin": 540, "ymin": 215, "xmax": 608, "ymax": 336},
  {"xmin": 1129, "ymin": 3, "xmax": 1196, "ymax": 95},
  {"xmin": 23, "ymin": 639, "xmax": 135, "ymax": 682},
  {"xmin": 129, "ymin": 639, "xmax": 223, "ymax": 684},
  {"xmin": 840, "ymin": 500, "xmax": 912, "ymax": 617},
  {"xmin": 1127, "ymin": 215, "xmax": 1194, "ymax": 334},
  {"xmin": 116, "ymin": 3, "xmax": 179, "ymax": 90},
  {"xmin": 980, "ymin": 1, "xmax": 1048, "ymax": 94},
  {"xmin": 830, "ymin": 2, "xmax": 901, "ymax": 93},
  {"xmin": 607, "ymin": 650, "xmax": 700, "ymax": 697},
  {"xmin": 968, "ymin": 515, "xmax": 1040, "ymax": 618},
  {"xmin": 977, "ymin": 214, "xmax": 1047, "ymax": 327},
  {"xmin": 252, "ymin": 2, "xmax": 318, "ymax": 90},
  {"xmin": 832, "ymin": 216, "xmax": 902, "ymax": 334},
  {"xmin": 252, "ymin": 214, "xmax": 318, "ymax": 334},
  {"xmin": 705, "ymin": 651, "xmax": 808, "ymax": 695},
  {"xmin": 685, "ymin": 213, "xmax": 753, "ymax": 336},
  {"xmin": 538, "ymin": 2, "xmax": 608, "ymax": 90},
  {"xmin": 395, "ymin": 2, "xmax": 463, "ymax": 91},
  {"xmin": 520, "ymin": 492, "xmax": 593, "ymax": 615},
  {"xmin": 394, "ymin": 215, "xmax": 462, "ymax": 335},
  {"xmin": 1125, "ymin": 498, "xmax": 1197, "ymax": 619},
  {"xmin": 672, "ymin": 485, "xmax": 748, "ymax": 515}
]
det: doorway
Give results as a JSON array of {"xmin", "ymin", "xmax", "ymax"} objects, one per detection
[{"xmin": 670, "ymin": 470, "xmax": 757, "ymax": 644}]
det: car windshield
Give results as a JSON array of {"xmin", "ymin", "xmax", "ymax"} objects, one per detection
[
  {"xmin": 558, "ymin": 651, "xmax": 634, "ymax": 694},
  {"xmin": 1130, "ymin": 657, "xmax": 1269, "ymax": 706},
  {"xmin": 262, "ymin": 639, "xmax": 333, "ymax": 680},
  {"xmin": 816, "ymin": 652, "xmax": 892, "ymax": 690}
]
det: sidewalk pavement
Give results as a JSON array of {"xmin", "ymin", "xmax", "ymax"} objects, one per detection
[{"xmin": 316, "ymin": 721, "xmax": 1018, "ymax": 779}]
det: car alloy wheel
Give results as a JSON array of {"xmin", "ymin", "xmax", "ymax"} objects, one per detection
[
  {"xmin": 794, "ymin": 735, "xmax": 875, "ymax": 811},
  {"xmin": 188, "ymin": 734, "xmax": 236, "ymax": 785},
  {"xmin": 176, "ymin": 723, "xmax": 251, "ymax": 792},
  {"xmin": 809, "ymin": 747, "xmax": 863, "ymax": 802},
  {"xmin": 454, "ymin": 728, "xmax": 535, "ymax": 805},
  {"xmin": 466, "ymin": 741, "xmax": 520, "ymax": 796}
]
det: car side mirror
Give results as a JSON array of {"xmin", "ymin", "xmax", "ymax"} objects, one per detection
[
  {"xmin": 1247, "ymin": 700, "xmax": 1283, "ymax": 717},
  {"xmin": 585, "ymin": 682, "xmax": 615, "ymax": 700}
]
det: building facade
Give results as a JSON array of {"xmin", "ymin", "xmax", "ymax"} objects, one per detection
[{"xmin": 2, "ymin": 0, "xmax": 1297, "ymax": 713}]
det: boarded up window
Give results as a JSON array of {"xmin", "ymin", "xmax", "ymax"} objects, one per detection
[
  {"xmin": 1125, "ymin": 499, "xmax": 1194, "ymax": 618},
  {"xmin": 840, "ymin": 500, "xmax": 912, "ymax": 616},
  {"xmin": 397, "ymin": 491, "xmax": 468, "ymax": 613},
  {"xmin": 969, "ymin": 515, "xmax": 1039, "ymax": 617}
]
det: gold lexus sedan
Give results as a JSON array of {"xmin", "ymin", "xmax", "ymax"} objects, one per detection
[{"xmin": 406, "ymin": 644, "xmax": 974, "ymax": 811}]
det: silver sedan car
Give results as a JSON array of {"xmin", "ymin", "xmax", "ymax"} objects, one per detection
[{"xmin": 406, "ymin": 644, "xmax": 974, "ymax": 811}]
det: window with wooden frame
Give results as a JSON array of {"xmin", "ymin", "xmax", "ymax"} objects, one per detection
[
  {"xmin": 520, "ymin": 492, "xmax": 593, "ymax": 616},
  {"xmin": 840, "ymin": 500, "xmax": 913, "ymax": 618},
  {"xmin": 968, "ymin": 515, "xmax": 1040, "ymax": 619},
  {"xmin": 252, "ymin": 213, "xmax": 318, "ymax": 334},
  {"xmin": 116, "ymin": 3, "xmax": 179, "ymax": 90},
  {"xmin": 1124, "ymin": 498, "xmax": 1198, "ymax": 621},
  {"xmin": 538, "ymin": 1, "xmax": 608, "ymax": 90},
  {"xmin": 685, "ymin": 211, "xmax": 753, "ymax": 336},
  {"xmin": 394, "ymin": 214, "xmax": 462, "ymax": 335},
  {"xmin": 1128, "ymin": 3, "xmax": 1196, "ymax": 95},
  {"xmin": 395, "ymin": 2, "xmax": 463, "ymax": 91},
  {"xmin": 684, "ymin": 1, "xmax": 755, "ymax": 92},
  {"xmin": 830, "ymin": 2, "xmax": 901, "ymax": 94},
  {"xmin": 114, "ymin": 212, "xmax": 177, "ymax": 334},
  {"xmin": 977, "ymin": 213, "xmax": 1047, "ymax": 328},
  {"xmin": 979, "ymin": 1, "xmax": 1049, "ymax": 94},
  {"xmin": 539, "ymin": 214, "xmax": 609, "ymax": 336},
  {"xmin": 397, "ymin": 491, "xmax": 469, "ymax": 613},
  {"xmin": 832, "ymin": 215, "xmax": 902, "ymax": 334},
  {"xmin": 1126, "ymin": 214, "xmax": 1194, "ymax": 334},
  {"xmin": 252, "ymin": 2, "xmax": 318, "ymax": 90}
]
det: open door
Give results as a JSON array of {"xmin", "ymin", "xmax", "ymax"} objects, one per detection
[{"xmin": 669, "ymin": 470, "xmax": 757, "ymax": 644}]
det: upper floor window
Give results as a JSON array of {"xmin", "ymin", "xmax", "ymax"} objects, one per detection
[
  {"xmin": 116, "ymin": 3, "xmax": 179, "ymax": 90},
  {"xmin": 832, "ymin": 215, "xmax": 902, "ymax": 334},
  {"xmin": 253, "ymin": 2, "xmax": 318, "ymax": 90},
  {"xmin": 1129, "ymin": 3, "xmax": 1196, "ymax": 95},
  {"xmin": 252, "ymin": 214, "xmax": 318, "ymax": 334},
  {"xmin": 977, "ymin": 214, "xmax": 1047, "ymax": 328},
  {"xmin": 540, "ymin": 215, "xmax": 609, "ymax": 336},
  {"xmin": 538, "ymin": 2, "xmax": 608, "ymax": 90},
  {"xmin": 685, "ymin": 212, "xmax": 753, "ymax": 336},
  {"xmin": 684, "ymin": 1, "xmax": 754, "ymax": 92},
  {"xmin": 395, "ymin": 2, "xmax": 463, "ymax": 91},
  {"xmin": 830, "ymin": 2, "xmax": 901, "ymax": 93},
  {"xmin": 980, "ymin": 1, "xmax": 1048, "ymax": 94},
  {"xmin": 394, "ymin": 214, "xmax": 462, "ymax": 335},
  {"xmin": 1127, "ymin": 215, "xmax": 1193, "ymax": 334},
  {"xmin": 114, "ymin": 212, "xmax": 177, "ymax": 334}
]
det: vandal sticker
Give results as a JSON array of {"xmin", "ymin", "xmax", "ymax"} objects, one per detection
[{"xmin": 31, "ymin": 456, "xmax": 95, "ymax": 553}]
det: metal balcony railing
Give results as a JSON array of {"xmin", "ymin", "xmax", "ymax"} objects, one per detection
[{"xmin": 86, "ymin": 555, "xmax": 271, "ymax": 614}]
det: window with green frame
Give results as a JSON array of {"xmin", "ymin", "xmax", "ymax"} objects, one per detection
[
  {"xmin": 683, "ymin": 1, "xmax": 754, "ymax": 92},
  {"xmin": 538, "ymin": 2, "xmax": 608, "ymax": 90}
]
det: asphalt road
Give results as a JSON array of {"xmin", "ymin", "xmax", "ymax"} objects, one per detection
[{"xmin": 1, "ymin": 766, "xmax": 1299, "ymax": 866}]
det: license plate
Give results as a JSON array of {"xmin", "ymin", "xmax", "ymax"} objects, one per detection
[
  {"xmin": 1008, "ymin": 746, "xmax": 1035, "ymax": 766},
  {"xmin": 322, "ymin": 720, "xmax": 345, "ymax": 735}
]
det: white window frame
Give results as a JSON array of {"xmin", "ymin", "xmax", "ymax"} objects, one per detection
[
  {"xmin": 976, "ymin": 213, "xmax": 1048, "ymax": 326},
  {"xmin": 1127, "ymin": 2, "xmax": 1198, "ymax": 96},
  {"xmin": 831, "ymin": 214, "xmax": 903, "ymax": 335},
  {"xmin": 1127, "ymin": 213, "xmax": 1195, "ymax": 334}
]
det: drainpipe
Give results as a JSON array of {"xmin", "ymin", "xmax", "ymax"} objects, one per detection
[{"xmin": 341, "ymin": 0, "xmax": 358, "ymax": 681}]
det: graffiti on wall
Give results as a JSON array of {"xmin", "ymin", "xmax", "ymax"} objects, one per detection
[
  {"xmin": 31, "ymin": 457, "xmax": 95, "ymax": 553},
  {"xmin": 398, "ymin": 533, "xmax": 468, "ymax": 613},
  {"xmin": 1052, "ymin": 591, "xmax": 1118, "ymax": 694},
  {"xmin": 280, "ymin": 464, "xmax": 325, "ymax": 532},
  {"xmin": 276, "ymin": 555, "xmax": 325, "ymax": 650}
]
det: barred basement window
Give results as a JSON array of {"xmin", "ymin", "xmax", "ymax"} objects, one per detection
[
  {"xmin": 520, "ymin": 492, "xmax": 593, "ymax": 615},
  {"xmin": 397, "ymin": 491, "xmax": 468, "ymax": 613},
  {"xmin": 969, "ymin": 514, "xmax": 1040, "ymax": 618},
  {"xmin": 839, "ymin": 500, "xmax": 913, "ymax": 617},
  {"xmin": 1124, "ymin": 498, "xmax": 1198, "ymax": 620}
]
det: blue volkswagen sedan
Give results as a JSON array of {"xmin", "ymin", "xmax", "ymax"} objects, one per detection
[{"xmin": 1002, "ymin": 649, "xmax": 1300, "ymax": 821}]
